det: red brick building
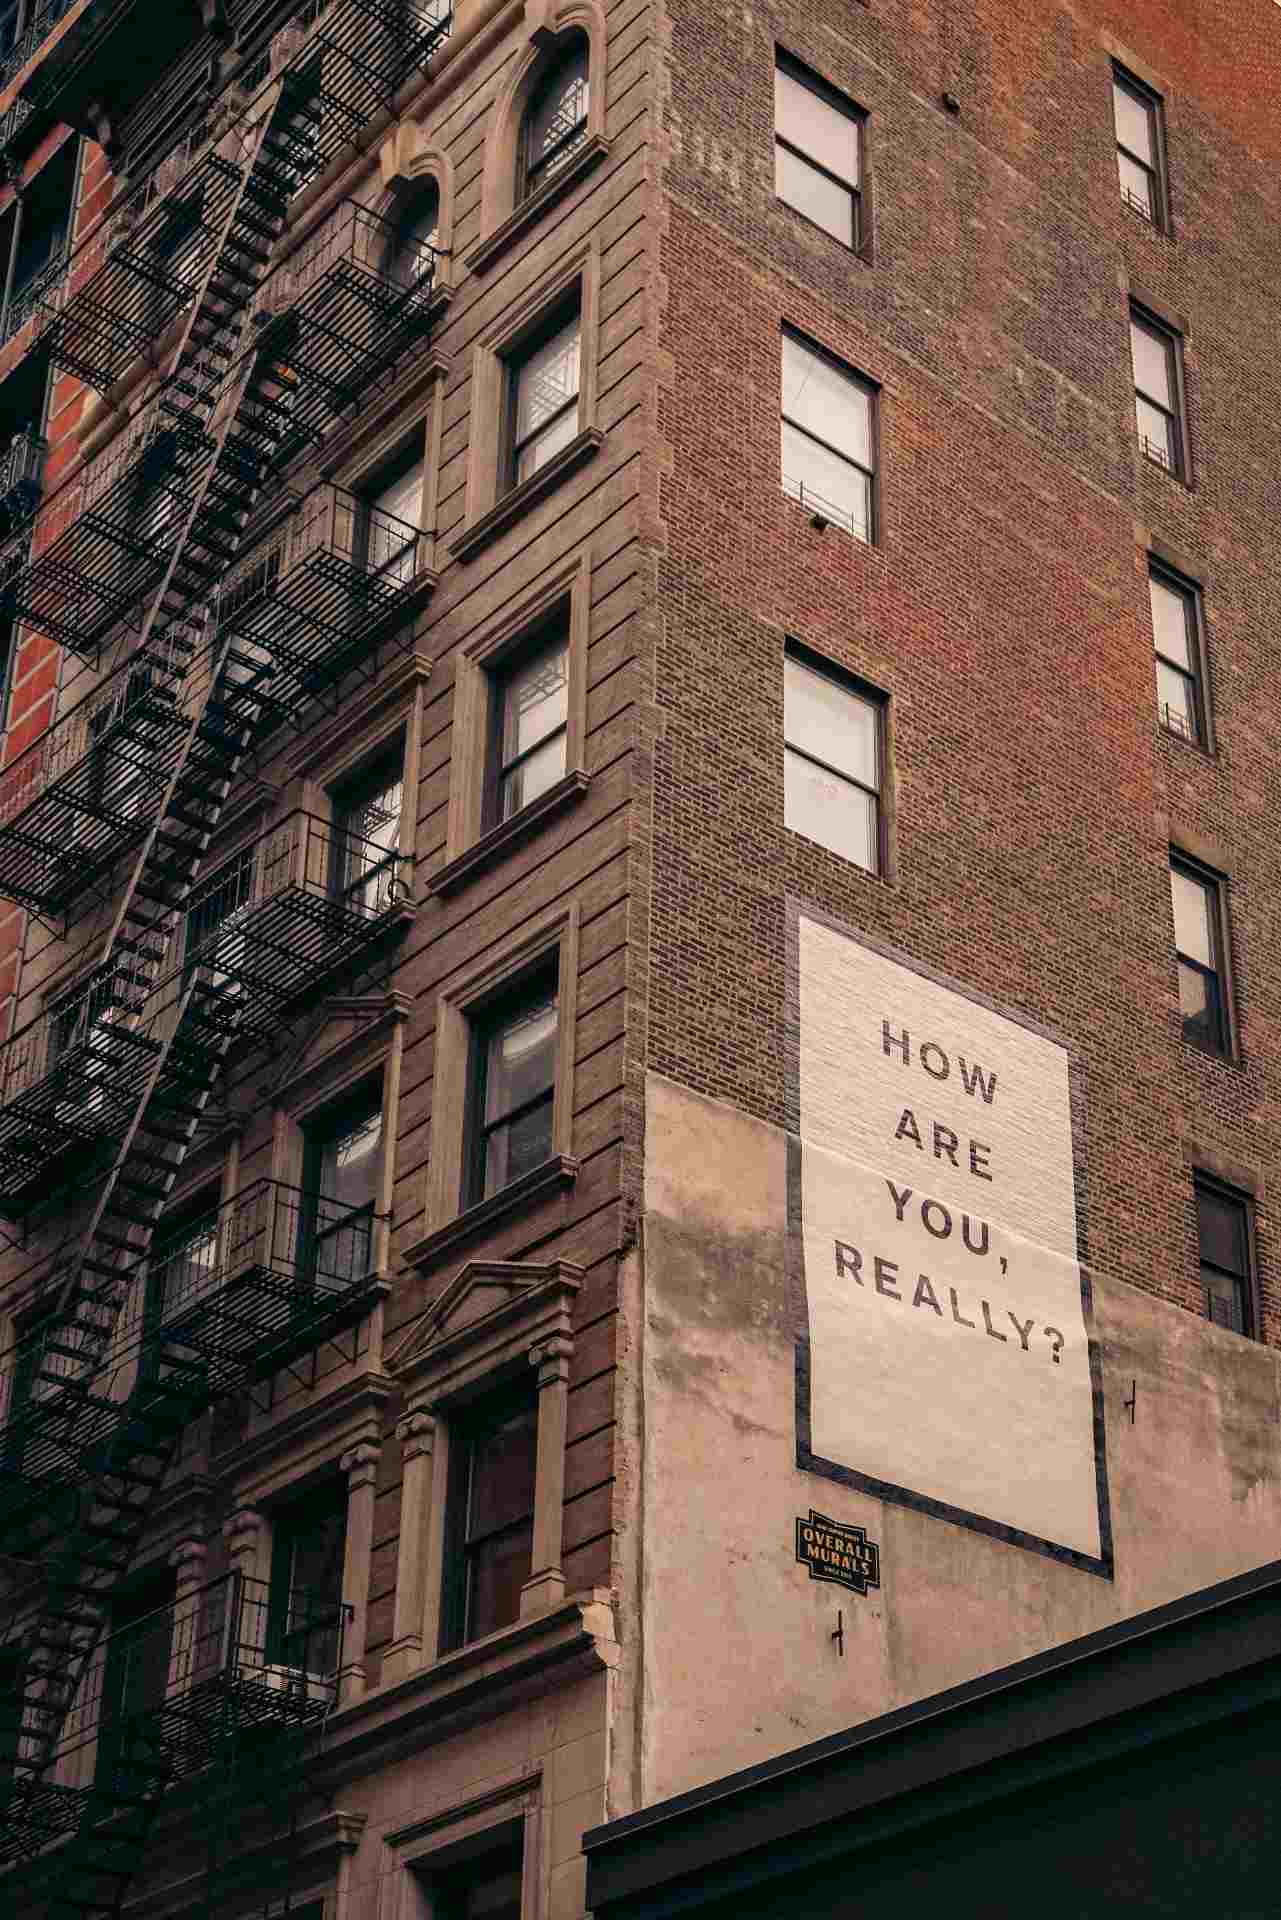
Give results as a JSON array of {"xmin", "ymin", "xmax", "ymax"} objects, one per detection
[{"xmin": 0, "ymin": 0, "xmax": 1279, "ymax": 1915}]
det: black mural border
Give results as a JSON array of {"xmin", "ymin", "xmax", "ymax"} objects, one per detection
[{"xmin": 784, "ymin": 897, "xmax": 1115, "ymax": 1582}]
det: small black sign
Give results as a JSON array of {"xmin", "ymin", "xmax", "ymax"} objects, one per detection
[{"xmin": 795, "ymin": 1510, "xmax": 881, "ymax": 1596}]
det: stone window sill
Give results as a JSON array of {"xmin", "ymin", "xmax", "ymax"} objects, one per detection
[
  {"xmin": 404, "ymin": 1154, "xmax": 580, "ymax": 1276},
  {"xmin": 428, "ymin": 771, "xmax": 590, "ymax": 898},
  {"xmin": 464, "ymin": 137, "xmax": 611, "ymax": 277},
  {"xmin": 336, "ymin": 1592, "xmax": 618, "ymax": 1761},
  {"xmin": 450, "ymin": 429, "xmax": 603, "ymax": 564}
]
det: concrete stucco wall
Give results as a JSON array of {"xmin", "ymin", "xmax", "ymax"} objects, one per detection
[{"xmin": 637, "ymin": 1071, "xmax": 1281, "ymax": 1806}]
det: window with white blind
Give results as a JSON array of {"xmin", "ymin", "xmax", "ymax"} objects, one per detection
[
  {"xmin": 781, "ymin": 330, "xmax": 876, "ymax": 540},
  {"xmin": 1130, "ymin": 309, "xmax": 1186, "ymax": 477},
  {"xmin": 1112, "ymin": 69, "xmax": 1165, "ymax": 225},
  {"xmin": 784, "ymin": 647, "xmax": 884, "ymax": 873},
  {"xmin": 774, "ymin": 53, "xmax": 863, "ymax": 248},
  {"xmin": 1149, "ymin": 563, "xmax": 1206, "ymax": 744}
]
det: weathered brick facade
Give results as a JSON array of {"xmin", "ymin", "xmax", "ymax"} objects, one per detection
[{"xmin": 644, "ymin": 0, "xmax": 1281, "ymax": 1330}]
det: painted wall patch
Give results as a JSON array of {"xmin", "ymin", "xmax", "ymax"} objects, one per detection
[{"xmin": 786, "ymin": 903, "xmax": 1113, "ymax": 1578}]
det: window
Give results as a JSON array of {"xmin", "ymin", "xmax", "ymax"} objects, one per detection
[
  {"xmin": 1130, "ymin": 310, "xmax": 1184, "ymax": 476},
  {"xmin": 145, "ymin": 1187, "xmax": 221, "ymax": 1365},
  {"xmin": 423, "ymin": 903, "xmax": 578, "ymax": 1239},
  {"xmin": 1113, "ymin": 70, "xmax": 1164, "ymax": 224},
  {"xmin": 781, "ymin": 331, "xmax": 876, "ymax": 541},
  {"xmin": 0, "ymin": 136, "xmax": 78, "ymax": 346},
  {"xmin": 386, "ymin": 184, "xmax": 439, "ymax": 290},
  {"xmin": 301, "ymin": 1090, "xmax": 383, "ymax": 1286},
  {"xmin": 1196, "ymin": 1178, "xmax": 1256, "ymax": 1337},
  {"xmin": 441, "ymin": 1382, "xmax": 539, "ymax": 1650},
  {"xmin": 0, "ymin": 1650, "xmax": 22, "ymax": 1789},
  {"xmin": 521, "ymin": 38, "xmax": 589, "ymax": 201},
  {"xmin": 507, "ymin": 307, "xmax": 581, "ymax": 490},
  {"xmin": 95, "ymin": 1566, "xmax": 176, "ymax": 1792},
  {"xmin": 784, "ymin": 648, "xmax": 883, "ymax": 873},
  {"xmin": 467, "ymin": 974, "xmax": 559, "ymax": 1206},
  {"xmin": 488, "ymin": 621, "xmax": 569, "ymax": 828},
  {"xmin": 1149, "ymin": 564, "xmax": 1205, "ymax": 744},
  {"xmin": 774, "ymin": 54, "xmax": 863, "ymax": 248},
  {"xmin": 268, "ymin": 1481, "xmax": 348, "ymax": 1681},
  {"xmin": 427, "ymin": 1841, "xmax": 524, "ymax": 1920},
  {"xmin": 358, "ymin": 443, "xmax": 424, "ymax": 570},
  {"xmin": 182, "ymin": 844, "xmax": 254, "ymax": 1000},
  {"xmin": 1170, "ymin": 856, "xmax": 1229, "ymax": 1056},
  {"xmin": 332, "ymin": 755, "xmax": 403, "ymax": 916}
]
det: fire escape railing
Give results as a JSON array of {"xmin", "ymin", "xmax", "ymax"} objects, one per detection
[
  {"xmin": 215, "ymin": 477, "xmax": 424, "ymax": 713},
  {"xmin": 0, "ymin": 3, "xmax": 451, "ymax": 1912},
  {"xmin": 0, "ymin": 629, "xmax": 191, "ymax": 915},
  {"xmin": 0, "ymin": 0, "xmax": 77, "ymax": 91},
  {"xmin": 248, "ymin": 200, "xmax": 439, "ymax": 469},
  {"xmin": 181, "ymin": 804, "xmax": 411, "ymax": 1035},
  {"xmin": 1, "ymin": 0, "xmax": 450, "ymax": 394},
  {"xmin": 0, "ymin": 209, "xmax": 435, "ymax": 665},
  {"xmin": 0, "ymin": 1177, "xmax": 377, "ymax": 1534},
  {"xmin": 1, "ymin": 1572, "xmax": 351, "ymax": 1866},
  {"xmin": 1, "ymin": 395, "xmax": 212, "ymax": 661},
  {"xmin": 0, "ymin": 424, "xmax": 47, "ymax": 526},
  {"xmin": 0, "ymin": 807, "xmax": 407, "ymax": 1213},
  {"xmin": 0, "ymin": 482, "xmax": 419, "ymax": 918}
]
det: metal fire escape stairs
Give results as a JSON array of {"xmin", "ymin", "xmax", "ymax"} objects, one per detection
[
  {"xmin": 0, "ymin": 0, "xmax": 451, "ymax": 1899},
  {"xmin": 0, "ymin": 72, "xmax": 322, "ymax": 1920}
]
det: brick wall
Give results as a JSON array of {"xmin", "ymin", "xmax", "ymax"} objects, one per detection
[
  {"xmin": 640, "ymin": 0, "xmax": 1281, "ymax": 1332},
  {"xmin": 0, "ymin": 125, "xmax": 106, "ymax": 1042}
]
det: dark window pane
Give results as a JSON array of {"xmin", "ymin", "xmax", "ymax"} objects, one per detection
[
  {"xmin": 390, "ymin": 188, "xmax": 438, "ymax": 287},
  {"xmin": 463, "ymin": 1867, "xmax": 524, "ymax": 1920},
  {"xmin": 1198, "ymin": 1188, "xmax": 1248, "ymax": 1276},
  {"xmin": 462, "ymin": 1397, "xmax": 538, "ymax": 1642},
  {"xmin": 468, "ymin": 1404, "xmax": 538, "ymax": 1538},
  {"xmin": 484, "ymin": 996, "xmax": 557, "ymax": 1128},
  {"xmin": 319, "ymin": 1107, "xmax": 383, "ymax": 1214},
  {"xmin": 468, "ymin": 1522, "xmax": 535, "ymax": 1641},
  {"xmin": 1203, "ymin": 1268, "xmax": 1245, "ymax": 1334},
  {"xmin": 514, "ymin": 317, "xmax": 581, "ymax": 484},
  {"xmin": 336, "ymin": 766, "xmax": 402, "ymax": 914},
  {"xmin": 274, "ymin": 1485, "xmax": 347, "ymax": 1673},
  {"xmin": 1178, "ymin": 959, "xmax": 1224, "ymax": 1051},
  {"xmin": 485, "ymin": 1093, "xmax": 555, "ymax": 1195}
]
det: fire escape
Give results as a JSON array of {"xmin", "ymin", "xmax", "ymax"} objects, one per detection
[{"xmin": 0, "ymin": 0, "xmax": 450, "ymax": 1913}]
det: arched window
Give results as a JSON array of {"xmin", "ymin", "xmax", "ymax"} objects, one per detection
[
  {"xmin": 387, "ymin": 184, "xmax": 439, "ymax": 290},
  {"xmin": 520, "ymin": 37, "xmax": 589, "ymax": 201}
]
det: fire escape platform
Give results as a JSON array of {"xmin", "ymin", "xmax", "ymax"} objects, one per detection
[
  {"xmin": 220, "ymin": 495, "xmax": 426, "ymax": 718},
  {"xmin": 2, "ymin": 412, "xmax": 211, "ymax": 661},
  {"xmin": 0, "ymin": 674, "xmax": 189, "ymax": 916},
  {"xmin": 0, "ymin": 1019, "xmax": 162, "ymax": 1214}
]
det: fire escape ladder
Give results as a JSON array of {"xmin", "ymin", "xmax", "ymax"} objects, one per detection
[
  {"xmin": 0, "ymin": 8, "xmax": 455, "ymax": 1915},
  {"xmin": 0, "ymin": 73, "xmax": 319, "ymax": 1905}
]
